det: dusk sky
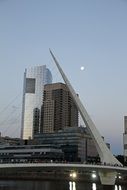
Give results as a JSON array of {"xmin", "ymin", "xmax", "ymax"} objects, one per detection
[{"xmin": 0, "ymin": 0, "xmax": 127, "ymax": 154}]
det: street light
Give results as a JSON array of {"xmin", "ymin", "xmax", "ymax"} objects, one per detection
[
  {"xmin": 92, "ymin": 173, "xmax": 96, "ymax": 179},
  {"xmin": 70, "ymin": 172, "xmax": 77, "ymax": 179}
]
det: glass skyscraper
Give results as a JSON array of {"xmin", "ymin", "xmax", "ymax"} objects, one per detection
[
  {"xmin": 123, "ymin": 116, "xmax": 127, "ymax": 164},
  {"xmin": 21, "ymin": 65, "xmax": 52, "ymax": 139}
]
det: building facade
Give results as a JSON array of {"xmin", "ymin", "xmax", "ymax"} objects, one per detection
[
  {"xmin": 0, "ymin": 144, "xmax": 63, "ymax": 163},
  {"xmin": 34, "ymin": 126, "xmax": 99, "ymax": 162},
  {"xmin": 21, "ymin": 65, "xmax": 52, "ymax": 140},
  {"xmin": 123, "ymin": 116, "xmax": 127, "ymax": 163},
  {"xmin": 41, "ymin": 83, "xmax": 78, "ymax": 133}
]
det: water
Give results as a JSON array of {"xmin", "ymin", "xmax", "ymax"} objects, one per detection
[{"xmin": 0, "ymin": 180, "xmax": 126, "ymax": 190}]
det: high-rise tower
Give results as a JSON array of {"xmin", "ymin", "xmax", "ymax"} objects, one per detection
[
  {"xmin": 41, "ymin": 83, "xmax": 78, "ymax": 133},
  {"xmin": 21, "ymin": 65, "xmax": 52, "ymax": 139},
  {"xmin": 123, "ymin": 116, "xmax": 127, "ymax": 163}
]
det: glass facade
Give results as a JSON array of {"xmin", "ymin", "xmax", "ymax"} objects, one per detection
[
  {"xmin": 34, "ymin": 127, "xmax": 99, "ymax": 162},
  {"xmin": 0, "ymin": 145, "xmax": 63, "ymax": 163},
  {"xmin": 21, "ymin": 65, "xmax": 52, "ymax": 140},
  {"xmin": 123, "ymin": 116, "xmax": 127, "ymax": 163}
]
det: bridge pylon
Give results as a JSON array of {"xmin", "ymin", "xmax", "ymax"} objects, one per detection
[{"xmin": 50, "ymin": 49, "xmax": 122, "ymax": 168}]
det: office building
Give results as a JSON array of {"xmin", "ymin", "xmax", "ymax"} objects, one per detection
[
  {"xmin": 41, "ymin": 83, "xmax": 78, "ymax": 133},
  {"xmin": 0, "ymin": 144, "xmax": 63, "ymax": 163},
  {"xmin": 21, "ymin": 65, "xmax": 52, "ymax": 140},
  {"xmin": 34, "ymin": 126, "xmax": 99, "ymax": 162},
  {"xmin": 123, "ymin": 116, "xmax": 127, "ymax": 163}
]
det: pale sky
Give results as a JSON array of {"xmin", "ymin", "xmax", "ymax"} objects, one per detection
[{"xmin": 0, "ymin": 0, "xmax": 127, "ymax": 154}]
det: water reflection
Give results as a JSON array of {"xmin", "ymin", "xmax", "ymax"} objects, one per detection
[
  {"xmin": 69, "ymin": 182, "xmax": 123, "ymax": 190},
  {"xmin": 69, "ymin": 181, "xmax": 76, "ymax": 190},
  {"xmin": 92, "ymin": 183, "xmax": 97, "ymax": 190},
  {"xmin": 69, "ymin": 182, "xmax": 97, "ymax": 190},
  {"xmin": 0, "ymin": 180, "xmax": 125, "ymax": 190},
  {"xmin": 115, "ymin": 185, "xmax": 122, "ymax": 190}
]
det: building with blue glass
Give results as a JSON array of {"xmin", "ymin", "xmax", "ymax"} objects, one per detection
[{"xmin": 21, "ymin": 65, "xmax": 52, "ymax": 140}]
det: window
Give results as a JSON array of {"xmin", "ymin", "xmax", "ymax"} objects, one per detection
[{"xmin": 26, "ymin": 78, "xmax": 36, "ymax": 93}]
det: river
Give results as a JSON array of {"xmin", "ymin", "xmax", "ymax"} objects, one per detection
[{"xmin": 0, "ymin": 180, "xmax": 126, "ymax": 190}]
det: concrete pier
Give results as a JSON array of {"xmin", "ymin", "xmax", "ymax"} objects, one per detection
[{"xmin": 99, "ymin": 171, "xmax": 116, "ymax": 186}]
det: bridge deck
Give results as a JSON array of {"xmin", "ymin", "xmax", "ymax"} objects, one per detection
[
  {"xmin": 0, "ymin": 163, "xmax": 126, "ymax": 172},
  {"xmin": 0, "ymin": 163, "xmax": 126, "ymax": 185}
]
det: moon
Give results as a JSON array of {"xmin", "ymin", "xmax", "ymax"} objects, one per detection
[{"xmin": 80, "ymin": 66, "xmax": 84, "ymax": 71}]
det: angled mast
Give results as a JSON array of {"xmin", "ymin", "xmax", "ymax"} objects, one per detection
[{"xmin": 50, "ymin": 49, "xmax": 122, "ymax": 166}]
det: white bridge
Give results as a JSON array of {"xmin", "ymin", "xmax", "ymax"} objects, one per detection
[
  {"xmin": 49, "ymin": 50, "xmax": 124, "ymax": 186},
  {"xmin": 0, "ymin": 163, "xmax": 127, "ymax": 188},
  {"xmin": 0, "ymin": 162, "xmax": 126, "ymax": 172}
]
